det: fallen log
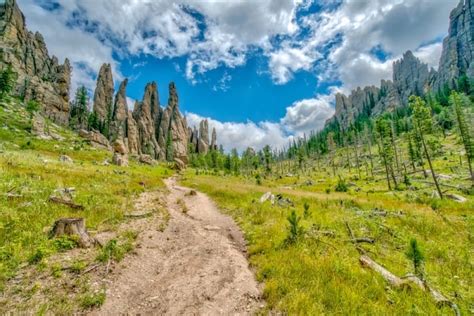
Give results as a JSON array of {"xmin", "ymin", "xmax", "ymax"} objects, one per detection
[
  {"xmin": 360, "ymin": 255, "xmax": 460, "ymax": 316},
  {"xmin": 352, "ymin": 237, "xmax": 375, "ymax": 244},
  {"xmin": 48, "ymin": 196, "xmax": 84, "ymax": 210},
  {"xmin": 359, "ymin": 255, "xmax": 406, "ymax": 288}
]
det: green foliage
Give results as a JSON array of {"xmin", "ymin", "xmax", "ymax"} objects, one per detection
[
  {"xmin": 450, "ymin": 92, "xmax": 473, "ymax": 179},
  {"xmin": 285, "ymin": 210, "xmax": 303, "ymax": 244},
  {"xmin": 26, "ymin": 100, "xmax": 40, "ymax": 117},
  {"xmin": 0, "ymin": 65, "xmax": 17, "ymax": 100},
  {"xmin": 255, "ymin": 173, "xmax": 262, "ymax": 185},
  {"xmin": 303, "ymin": 202, "xmax": 310, "ymax": 218},
  {"xmin": 53, "ymin": 236, "xmax": 79, "ymax": 252},
  {"xmin": 70, "ymin": 86, "xmax": 89, "ymax": 129},
  {"xmin": 27, "ymin": 247, "xmax": 49, "ymax": 265},
  {"xmin": 405, "ymin": 238, "xmax": 425, "ymax": 279},
  {"xmin": 335, "ymin": 177, "xmax": 348, "ymax": 192},
  {"xmin": 80, "ymin": 291, "xmax": 106, "ymax": 309}
]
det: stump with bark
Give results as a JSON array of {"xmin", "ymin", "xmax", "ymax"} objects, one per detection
[{"xmin": 49, "ymin": 218, "xmax": 95, "ymax": 248}]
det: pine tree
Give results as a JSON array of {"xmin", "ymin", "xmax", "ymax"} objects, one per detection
[
  {"xmin": 376, "ymin": 118, "xmax": 397, "ymax": 190},
  {"xmin": 450, "ymin": 92, "xmax": 474, "ymax": 182},
  {"xmin": 70, "ymin": 86, "xmax": 89, "ymax": 129},
  {"xmin": 263, "ymin": 145, "xmax": 272, "ymax": 173},
  {"xmin": 0, "ymin": 65, "xmax": 17, "ymax": 100},
  {"xmin": 410, "ymin": 96, "xmax": 443, "ymax": 198}
]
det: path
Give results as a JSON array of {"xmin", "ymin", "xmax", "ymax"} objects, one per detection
[{"xmin": 96, "ymin": 177, "xmax": 262, "ymax": 315}]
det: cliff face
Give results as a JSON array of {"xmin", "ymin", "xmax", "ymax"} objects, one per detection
[
  {"xmin": 0, "ymin": 0, "xmax": 71, "ymax": 124},
  {"xmin": 326, "ymin": 0, "xmax": 473, "ymax": 130},
  {"xmin": 434, "ymin": 0, "xmax": 473, "ymax": 90}
]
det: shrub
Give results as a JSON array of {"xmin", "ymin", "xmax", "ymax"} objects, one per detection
[
  {"xmin": 255, "ymin": 174, "xmax": 262, "ymax": 185},
  {"xmin": 335, "ymin": 178, "xmax": 348, "ymax": 192},
  {"xmin": 53, "ymin": 236, "xmax": 78, "ymax": 252},
  {"xmin": 303, "ymin": 202, "xmax": 311, "ymax": 219}
]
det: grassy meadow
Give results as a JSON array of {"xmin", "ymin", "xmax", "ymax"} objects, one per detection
[
  {"xmin": 0, "ymin": 99, "xmax": 172, "ymax": 313},
  {"xmin": 181, "ymin": 147, "xmax": 473, "ymax": 314}
]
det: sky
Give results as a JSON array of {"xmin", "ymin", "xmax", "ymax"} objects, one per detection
[{"xmin": 18, "ymin": 0, "xmax": 457, "ymax": 151}]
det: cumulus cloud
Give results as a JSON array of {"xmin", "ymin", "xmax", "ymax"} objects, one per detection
[
  {"xmin": 281, "ymin": 94, "xmax": 335, "ymax": 136},
  {"xmin": 16, "ymin": 0, "xmax": 455, "ymax": 151},
  {"xmin": 18, "ymin": 0, "xmax": 121, "ymax": 94},
  {"xmin": 186, "ymin": 113, "xmax": 293, "ymax": 152}
]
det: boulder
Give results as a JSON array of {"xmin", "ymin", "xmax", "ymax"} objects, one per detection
[
  {"xmin": 113, "ymin": 138, "xmax": 127, "ymax": 155},
  {"xmin": 79, "ymin": 129, "xmax": 111, "ymax": 150},
  {"xmin": 112, "ymin": 152, "xmax": 128, "ymax": 167},
  {"xmin": 139, "ymin": 154, "xmax": 155, "ymax": 165}
]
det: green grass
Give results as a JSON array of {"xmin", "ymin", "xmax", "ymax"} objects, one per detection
[
  {"xmin": 0, "ymin": 99, "xmax": 172, "ymax": 312},
  {"xmin": 182, "ymin": 162, "xmax": 473, "ymax": 314}
]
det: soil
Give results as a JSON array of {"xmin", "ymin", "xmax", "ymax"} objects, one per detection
[{"xmin": 95, "ymin": 177, "xmax": 262, "ymax": 315}]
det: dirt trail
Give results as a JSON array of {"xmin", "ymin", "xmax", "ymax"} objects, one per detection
[{"xmin": 96, "ymin": 177, "xmax": 262, "ymax": 315}]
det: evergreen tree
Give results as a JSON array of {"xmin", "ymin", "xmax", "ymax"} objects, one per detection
[
  {"xmin": 376, "ymin": 118, "xmax": 397, "ymax": 190},
  {"xmin": 70, "ymin": 86, "xmax": 89, "ymax": 129},
  {"xmin": 263, "ymin": 145, "xmax": 272, "ymax": 173},
  {"xmin": 450, "ymin": 92, "xmax": 474, "ymax": 181},
  {"xmin": 410, "ymin": 96, "xmax": 443, "ymax": 198},
  {"xmin": 0, "ymin": 65, "xmax": 17, "ymax": 100}
]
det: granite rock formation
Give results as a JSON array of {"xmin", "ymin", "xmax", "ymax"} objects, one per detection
[
  {"xmin": 198, "ymin": 119, "xmax": 210, "ymax": 154},
  {"xmin": 327, "ymin": 0, "xmax": 473, "ymax": 130},
  {"xmin": 93, "ymin": 63, "xmax": 114, "ymax": 122},
  {"xmin": 434, "ymin": 0, "xmax": 473, "ymax": 90},
  {"xmin": 0, "ymin": 0, "xmax": 71, "ymax": 124}
]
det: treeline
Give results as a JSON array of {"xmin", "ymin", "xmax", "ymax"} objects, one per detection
[{"xmin": 190, "ymin": 80, "xmax": 473, "ymax": 195}]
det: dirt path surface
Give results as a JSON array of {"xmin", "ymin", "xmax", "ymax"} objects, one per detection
[{"xmin": 96, "ymin": 177, "xmax": 262, "ymax": 315}]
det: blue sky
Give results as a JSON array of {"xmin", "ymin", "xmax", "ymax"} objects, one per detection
[{"xmin": 18, "ymin": 0, "xmax": 457, "ymax": 151}]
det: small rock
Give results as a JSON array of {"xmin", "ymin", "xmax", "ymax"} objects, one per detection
[
  {"xmin": 259, "ymin": 192, "xmax": 274, "ymax": 203},
  {"xmin": 59, "ymin": 155, "xmax": 73, "ymax": 164}
]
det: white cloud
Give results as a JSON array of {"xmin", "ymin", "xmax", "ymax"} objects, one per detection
[
  {"xmin": 186, "ymin": 113, "xmax": 293, "ymax": 152},
  {"xmin": 18, "ymin": 0, "xmax": 121, "ymax": 94},
  {"xmin": 281, "ymin": 94, "xmax": 335, "ymax": 136},
  {"xmin": 413, "ymin": 42, "xmax": 443, "ymax": 70},
  {"xmin": 269, "ymin": 46, "xmax": 320, "ymax": 84}
]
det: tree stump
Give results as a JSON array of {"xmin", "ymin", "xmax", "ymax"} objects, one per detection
[{"xmin": 49, "ymin": 218, "xmax": 95, "ymax": 248}]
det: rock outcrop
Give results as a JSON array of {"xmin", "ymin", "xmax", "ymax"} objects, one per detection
[
  {"xmin": 133, "ymin": 82, "xmax": 161, "ymax": 157},
  {"xmin": 198, "ymin": 119, "xmax": 210, "ymax": 154},
  {"xmin": 393, "ymin": 51, "xmax": 430, "ymax": 103},
  {"xmin": 165, "ymin": 83, "xmax": 189, "ymax": 164},
  {"xmin": 210, "ymin": 127, "xmax": 217, "ymax": 151},
  {"xmin": 93, "ymin": 63, "xmax": 114, "ymax": 122},
  {"xmin": 434, "ymin": 0, "xmax": 473, "ymax": 90},
  {"xmin": 326, "ymin": 0, "xmax": 473, "ymax": 130},
  {"xmin": 0, "ymin": 0, "xmax": 71, "ymax": 124},
  {"xmin": 112, "ymin": 79, "xmax": 129, "ymax": 138}
]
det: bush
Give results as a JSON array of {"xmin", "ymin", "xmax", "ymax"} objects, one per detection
[
  {"xmin": 255, "ymin": 174, "xmax": 262, "ymax": 185},
  {"xmin": 335, "ymin": 178, "xmax": 348, "ymax": 192},
  {"xmin": 303, "ymin": 202, "xmax": 311, "ymax": 219},
  {"xmin": 53, "ymin": 236, "xmax": 78, "ymax": 252}
]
